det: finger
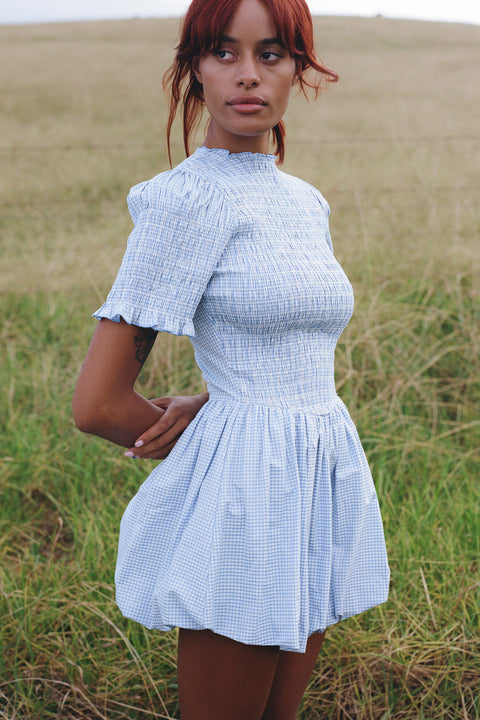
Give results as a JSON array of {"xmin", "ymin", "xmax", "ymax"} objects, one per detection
[
  {"xmin": 128, "ymin": 417, "xmax": 183, "ymax": 457},
  {"xmin": 124, "ymin": 431, "xmax": 179, "ymax": 459},
  {"xmin": 131, "ymin": 396, "xmax": 201, "ymax": 456},
  {"xmin": 149, "ymin": 396, "xmax": 174, "ymax": 408},
  {"xmin": 133, "ymin": 416, "xmax": 188, "ymax": 457},
  {"xmin": 132, "ymin": 406, "xmax": 184, "ymax": 448},
  {"xmin": 138, "ymin": 438, "xmax": 179, "ymax": 460},
  {"xmin": 148, "ymin": 414, "xmax": 192, "ymax": 447},
  {"xmin": 137, "ymin": 403, "xmax": 188, "ymax": 445}
]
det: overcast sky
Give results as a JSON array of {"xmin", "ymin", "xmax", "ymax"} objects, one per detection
[{"xmin": 1, "ymin": 0, "xmax": 479, "ymax": 26}]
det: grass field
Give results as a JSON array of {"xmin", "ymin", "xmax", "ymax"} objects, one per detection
[{"xmin": 1, "ymin": 14, "xmax": 479, "ymax": 720}]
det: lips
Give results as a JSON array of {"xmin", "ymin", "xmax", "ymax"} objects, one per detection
[
  {"xmin": 228, "ymin": 95, "xmax": 266, "ymax": 106},
  {"xmin": 227, "ymin": 95, "xmax": 267, "ymax": 115}
]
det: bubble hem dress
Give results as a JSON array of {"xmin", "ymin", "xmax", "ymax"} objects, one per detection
[{"xmin": 94, "ymin": 146, "xmax": 390, "ymax": 653}]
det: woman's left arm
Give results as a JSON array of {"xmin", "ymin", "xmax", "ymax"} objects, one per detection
[{"xmin": 125, "ymin": 392, "xmax": 209, "ymax": 459}]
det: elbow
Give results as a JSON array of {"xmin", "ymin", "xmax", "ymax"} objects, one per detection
[
  {"xmin": 72, "ymin": 399, "xmax": 96, "ymax": 435},
  {"xmin": 72, "ymin": 386, "xmax": 105, "ymax": 435},
  {"xmin": 72, "ymin": 384, "xmax": 128, "ymax": 443},
  {"xmin": 73, "ymin": 409, "xmax": 95, "ymax": 435}
]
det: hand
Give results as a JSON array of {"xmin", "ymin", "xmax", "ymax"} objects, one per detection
[{"xmin": 124, "ymin": 392, "xmax": 209, "ymax": 460}]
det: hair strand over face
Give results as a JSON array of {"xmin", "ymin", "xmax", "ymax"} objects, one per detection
[{"xmin": 163, "ymin": 0, "xmax": 338, "ymax": 165}]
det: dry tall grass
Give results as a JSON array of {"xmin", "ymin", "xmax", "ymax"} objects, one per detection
[
  {"xmin": 1, "ymin": 15, "xmax": 479, "ymax": 720},
  {"xmin": 1, "ymin": 17, "xmax": 479, "ymax": 293}
]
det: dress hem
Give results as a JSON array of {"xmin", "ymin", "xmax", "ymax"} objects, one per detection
[{"xmin": 116, "ymin": 593, "xmax": 389, "ymax": 654}]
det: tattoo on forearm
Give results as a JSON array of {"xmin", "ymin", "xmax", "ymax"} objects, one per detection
[{"xmin": 133, "ymin": 328, "xmax": 158, "ymax": 365}]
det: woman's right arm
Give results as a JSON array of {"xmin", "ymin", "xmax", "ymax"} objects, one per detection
[
  {"xmin": 72, "ymin": 318, "xmax": 165, "ymax": 448},
  {"xmin": 74, "ymin": 172, "xmax": 233, "ymax": 453}
]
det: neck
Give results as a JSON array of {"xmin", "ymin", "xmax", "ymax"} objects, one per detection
[{"xmin": 202, "ymin": 121, "xmax": 270, "ymax": 156}]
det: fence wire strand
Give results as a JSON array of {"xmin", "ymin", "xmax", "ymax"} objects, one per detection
[{"xmin": 1, "ymin": 134, "xmax": 479, "ymax": 155}]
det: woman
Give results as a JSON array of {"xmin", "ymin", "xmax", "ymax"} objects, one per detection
[{"xmin": 73, "ymin": 0, "xmax": 390, "ymax": 717}]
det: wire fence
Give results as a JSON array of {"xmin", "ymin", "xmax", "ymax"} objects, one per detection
[
  {"xmin": 0, "ymin": 192, "xmax": 477, "ymax": 214},
  {"xmin": 1, "ymin": 133, "xmax": 479, "ymax": 155},
  {"xmin": 2, "ymin": 134, "xmax": 478, "ymax": 214}
]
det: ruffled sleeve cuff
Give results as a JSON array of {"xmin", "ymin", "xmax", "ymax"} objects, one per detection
[{"xmin": 92, "ymin": 302, "xmax": 196, "ymax": 338}]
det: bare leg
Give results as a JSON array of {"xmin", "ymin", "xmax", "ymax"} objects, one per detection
[
  {"xmin": 261, "ymin": 631, "xmax": 326, "ymax": 720},
  {"xmin": 177, "ymin": 628, "xmax": 280, "ymax": 720}
]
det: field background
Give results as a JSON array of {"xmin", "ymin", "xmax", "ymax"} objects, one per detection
[{"xmin": 1, "ymin": 14, "xmax": 479, "ymax": 720}]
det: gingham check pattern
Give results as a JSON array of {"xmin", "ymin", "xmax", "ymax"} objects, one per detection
[{"xmin": 94, "ymin": 147, "xmax": 389, "ymax": 652}]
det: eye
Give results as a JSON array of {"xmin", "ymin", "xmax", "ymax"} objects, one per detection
[
  {"xmin": 215, "ymin": 49, "xmax": 235, "ymax": 61},
  {"xmin": 260, "ymin": 50, "xmax": 283, "ymax": 62}
]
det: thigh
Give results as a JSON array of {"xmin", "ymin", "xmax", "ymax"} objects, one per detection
[
  {"xmin": 261, "ymin": 631, "xmax": 326, "ymax": 720},
  {"xmin": 177, "ymin": 629, "xmax": 280, "ymax": 720}
]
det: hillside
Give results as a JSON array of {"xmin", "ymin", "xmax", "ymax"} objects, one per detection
[{"xmin": 1, "ymin": 16, "xmax": 479, "ymax": 720}]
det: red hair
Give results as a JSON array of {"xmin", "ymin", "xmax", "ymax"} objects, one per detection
[{"xmin": 163, "ymin": 0, "xmax": 338, "ymax": 164}]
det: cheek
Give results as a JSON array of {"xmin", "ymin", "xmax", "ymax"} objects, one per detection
[
  {"xmin": 200, "ymin": 76, "xmax": 221, "ymax": 111},
  {"xmin": 196, "ymin": 61, "xmax": 223, "ymax": 104},
  {"xmin": 276, "ymin": 77, "xmax": 294, "ymax": 109},
  {"xmin": 274, "ymin": 65, "xmax": 296, "ymax": 105}
]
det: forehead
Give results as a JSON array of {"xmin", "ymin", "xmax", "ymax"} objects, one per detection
[
  {"xmin": 193, "ymin": 0, "xmax": 291, "ymax": 54},
  {"xmin": 224, "ymin": 0, "xmax": 276, "ymax": 33},
  {"xmin": 219, "ymin": 0, "xmax": 278, "ymax": 43}
]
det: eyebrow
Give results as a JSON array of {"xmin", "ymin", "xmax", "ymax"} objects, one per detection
[{"xmin": 220, "ymin": 34, "xmax": 283, "ymax": 46}]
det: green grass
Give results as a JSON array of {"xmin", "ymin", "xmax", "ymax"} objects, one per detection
[{"xmin": 1, "ymin": 14, "xmax": 480, "ymax": 720}]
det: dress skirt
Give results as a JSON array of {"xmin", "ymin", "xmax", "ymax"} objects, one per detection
[{"xmin": 115, "ymin": 396, "xmax": 389, "ymax": 653}]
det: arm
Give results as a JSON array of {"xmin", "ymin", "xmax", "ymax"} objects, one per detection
[
  {"xmin": 75, "ymin": 174, "xmax": 233, "ymax": 450},
  {"xmin": 72, "ymin": 318, "xmax": 164, "ymax": 448}
]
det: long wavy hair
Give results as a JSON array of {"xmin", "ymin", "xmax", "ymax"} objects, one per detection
[{"xmin": 163, "ymin": 0, "xmax": 338, "ymax": 164}]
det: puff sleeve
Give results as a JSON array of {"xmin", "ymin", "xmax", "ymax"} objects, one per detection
[{"xmin": 93, "ymin": 170, "xmax": 237, "ymax": 337}]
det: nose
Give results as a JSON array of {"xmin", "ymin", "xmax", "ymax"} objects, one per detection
[{"xmin": 236, "ymin": 56, "xmax": 260, "ymax": 88}]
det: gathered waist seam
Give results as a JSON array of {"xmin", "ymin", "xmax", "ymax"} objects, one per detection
[{"xmin": 206, "ymin": 392, "xmax": 342, "ymax": 417}]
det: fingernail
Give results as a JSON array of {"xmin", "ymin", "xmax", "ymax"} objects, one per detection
[
  {"xmin": 124, "ymin": 451, "xmax": 135, "ymax": 457},
  {"xmin": 134, "ymin": 440, "xmax": 144, "ymax": 448}
]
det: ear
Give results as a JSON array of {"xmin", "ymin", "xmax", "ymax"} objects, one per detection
[
  {"xmin": 192, "ymin": 57, "xmax": 203, "ymax": 84},
  {"xmin": 292, "ymin": 58, "xmax": 302, "ymax": 85}
]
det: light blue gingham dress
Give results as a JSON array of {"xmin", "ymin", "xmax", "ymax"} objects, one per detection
[{"xmin": 94, "ymin": 146, "xmax": 390, "ymax": 653}]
